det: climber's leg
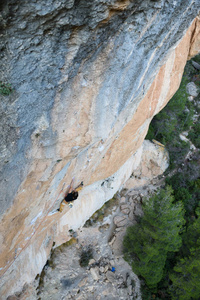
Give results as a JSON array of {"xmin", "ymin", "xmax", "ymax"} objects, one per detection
[{"xmin": 59, "ymin": 200, "xmax": 66, "ymax": 212}]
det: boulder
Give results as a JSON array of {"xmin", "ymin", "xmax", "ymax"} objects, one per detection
[
  {"xmin": 90, "ymin": 267, "xmax": 100, "ymax": 281},
  {"xmin": 126, "ymin": 276, "xmax": 132, "ymax": 287},
  {"xmin": 192, "ymin": 60, "xmax": 200, "ymax": 70},
  {"xmin": 106, "ymin": 271, "xmax": 115, "ymax": 283},
  {"xmin": 128, "ymin": 285, "xmax": 133, "ymax": 295},
  {"xmin": 108, "ymin": 236, "xmax": 116, "ymax": 246},
  {"xmin": 120, "ymin": 204, "xmax": 130, "ymax": 210},
  {"xmin": 120, "ymin": 197, "xmax": 126, "ymax": 203},
  {"xmin": 186, "ymin": 82, "xmax": 199, "ymax": 97},
  {"xmin": 113, "ymin": 216, "xmax": 128, "ymax": 227},
  {"xmin": 124, "ymin": 140, "xmax": 169, "ymax": 190},
  {"xmin": 121, "ymin": 208, "xmax": 130, "ymax": 215},
  {"xmin": 99, "ymin": 266, "xmax": 105, "ymax": 273},
  {"xmin": 88, "ymin": 259, "xmax": 96, "ymax": 265}
]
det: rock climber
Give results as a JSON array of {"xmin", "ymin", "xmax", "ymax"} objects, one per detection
[{"xmin": 58, "ymin": 180, "xmax": 84, "ymax": 212}]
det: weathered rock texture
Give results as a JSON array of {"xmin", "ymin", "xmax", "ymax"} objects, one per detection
[
  {"xmin": 0, "ymin": 0, "xmax": 200, "ymax": 298},
  {"xmin": 124, "ymin": 140, "xmax": 169, "ymax": 189}
]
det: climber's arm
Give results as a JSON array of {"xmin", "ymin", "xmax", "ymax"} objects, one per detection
[
  {"xmin": 62, "ymin": 178, "xmax": 74, "ymax": 198},
  {"xmin": 74, "ymin": 181, "xmax": 84, "ymax": 192}
]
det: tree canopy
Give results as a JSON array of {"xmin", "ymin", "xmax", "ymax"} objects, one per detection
[
  {"xmin": 170, "ymin": 208, "xmax": 200, "ymax": 300},
  {"xmin": 123, "ymin": 186, "xmax": 185, "ymax": 289}
]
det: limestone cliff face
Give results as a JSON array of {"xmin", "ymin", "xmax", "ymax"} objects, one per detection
[{"xmin": 0, "ymin": 0, "xmax": 200, "ymax": 298}]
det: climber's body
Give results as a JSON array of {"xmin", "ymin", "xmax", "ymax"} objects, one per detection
[{"xmin": 58, "ymin": 180, "xmax": 83, "ymax": 212}]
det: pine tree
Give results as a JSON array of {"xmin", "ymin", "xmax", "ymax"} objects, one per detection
[
  {"xmin": 123, "ymin": 186, "xmax": 185, "ymax": 289},
  {"xmin": 170, "ymin": 208, "xmax": 200, "ymax": 299},
  {"xmin": 170, "ymin": 250, "xmax": 200, "ymax": 300}
]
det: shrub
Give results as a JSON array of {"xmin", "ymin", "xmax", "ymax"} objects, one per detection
[
  {"xmin": 0, "ymin": 81, "xmax": 13, "ymax": 96},
  {"xmin": 79, "ymin": 245, "xmax": 93, "ymax": 267}
]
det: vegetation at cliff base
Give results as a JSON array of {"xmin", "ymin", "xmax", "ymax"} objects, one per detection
[
  {"xmin": 188, "ymin": 121, "xmax": 200, "ymax": 148},
  {"xmin": 169, "ymin": 207, "xmax": 200, "ymax": 299},
  {"xmin": 146, "ymin": 75, "xmax": 193, "ymax": 170},
  {"xmin": 166, "ymin": 160, "xmax": 200, "ymax": 221},
  {"xmin": 123, "ymin": 185, "xmax": 200, "ymax": 299},
  {"xmin": 123, "ymin": 186, "xmax": 185, "ymax": 291},
  {"xmin": 124, "ymin": 55, "xmax": 200, "ymax": 299},
  {"xmin": 146, "ymin": 55, "xmax": 200, "ymax": 170}
]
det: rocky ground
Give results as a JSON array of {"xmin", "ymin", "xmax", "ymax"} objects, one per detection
[{"xmin": 12, "ymin": 176, "xmax": 165, "ymax": 300}]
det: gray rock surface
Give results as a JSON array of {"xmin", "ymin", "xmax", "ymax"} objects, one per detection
[
  {"xmin": 114, "ymin": 215, "xmax": 128, "ymax": 227},
  {"xmin": 192, "ymin": 60, "xmax": 200, "ymax": 70},
  {"xmin": 186, "ymin": 82, "xmax": 199, "ymax": 97},
  {"xmin": 90, "ymin": 267, "xmax": 100, "ymax": 281},
  {"xmin": 0, "ymin": 1, "xmax": 199, "ymax": 298},
  {"xmin": 106, "ymin": 270, "xmax": 115, "ymax": 283},
  {"xmin": 0, "ymin": 0, "xmax": 199, "ymax": 215}
]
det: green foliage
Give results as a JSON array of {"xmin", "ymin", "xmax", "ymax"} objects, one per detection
[
  {"xmin": 167, "ymin": 139, "xmax": 190, "ymax": 170},
  {"xmin": 170, "ymin": 251, "xmax": 200, "ymax": 300},
  {"xmin": 146, "ymin": 75, "xmax": 192, "ymax": 142},
  {"xmin": 181, "ymin": 208, "xmax": 200, "ymax": 256},
  {"xmin": 123, "ymin": 186, "xmax": 185, "ymax": 290},
  {"xmin": 188, "ymin": 119, "xmax": 200, "ymax": 148},
  {"xmin": 141, "ymin": 284, "xmax": 163, "ymax": 300},
  {"xmin": 170, "ymin": 208, "xmax": 200, "ymax": 299},
  {"xmin": 146, "ymin": 64, "xmax": 197, "ymax": 171},
  {"xmin": 166, "ymin": 153, "xmax": 200, "ymax": 220},
  {"xmin": 79, "ymin": 245, "xmax": 93, "ymax": 267},
  {"xmin": 0, "ymin": 81, "xmax": 13, "ymax": 96},
  {"xmin": 144, "ymin": 54, "xmax": 200, "ymax": 298},
  {"xmin": 184, "ymin": 57, "xmax": 200, "ymax": 89}
]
